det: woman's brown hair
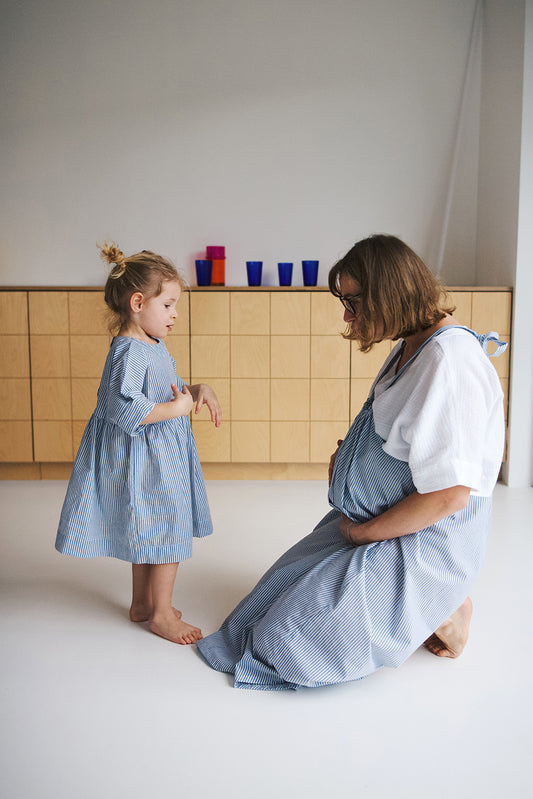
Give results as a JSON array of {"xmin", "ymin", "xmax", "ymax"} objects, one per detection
[
  {"xmin": 100, "ymin": 242, "xmax": 186, "ymax": 333},
  {"xmin": 328, "ymin": 234, "xmax": 455, "ymax": 352}
]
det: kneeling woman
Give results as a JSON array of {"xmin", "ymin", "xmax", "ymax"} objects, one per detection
[{"xmin": 197, "ymin": 234, "xmax": 506, "ymax": 690}]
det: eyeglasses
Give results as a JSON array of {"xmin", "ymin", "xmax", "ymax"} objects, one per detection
[{"xmin": 338, "ymin": 294, "xmax": 361, "ymax": 315}]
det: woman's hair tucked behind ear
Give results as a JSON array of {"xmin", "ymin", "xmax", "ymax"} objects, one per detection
[
  {"xmin": 100, "ymin": 241, "xmax": 185, "ymax": 334},
  {"xmin": 328, "ymin": 234, "xmax": 455, "ymax": 352}
]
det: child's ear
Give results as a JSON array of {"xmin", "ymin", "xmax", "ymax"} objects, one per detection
[{"xmin": 130, "ymin": 292, "xmax": 144, "ymax": 313}]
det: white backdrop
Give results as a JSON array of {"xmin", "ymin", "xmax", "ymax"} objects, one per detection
[{"xmin": 1, "ymin": 0, "xmax": 480, "ymax": 287}]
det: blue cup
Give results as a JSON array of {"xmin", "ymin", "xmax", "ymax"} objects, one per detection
[
  {"xmin": 278, "ymin": 262, "xmax": 293, "ymax": 286},
  {"xmin": 195, "ymin": 259, "xmax": 212, "ymax": 286},
  {"xmin": 302, "ymin": 260, "xmax": 319, "ymax": 286},
  {"xmin": 246, "ymin": 261, "xmax": 263, "ymax": 286}
]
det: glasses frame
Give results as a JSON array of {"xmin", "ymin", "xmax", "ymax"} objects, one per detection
[{"xmin": 339, "ymin": 293, "xmax": 361, "ymax": 316}]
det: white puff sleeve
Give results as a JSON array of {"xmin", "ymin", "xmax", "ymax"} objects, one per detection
[{"xmin": 372, "ymin": 336, "xmax": 505, "ymax": 495}]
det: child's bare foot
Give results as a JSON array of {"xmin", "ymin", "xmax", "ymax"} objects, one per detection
[
  {"xmin": 424, "ymin": 597, "xmax": 473, "ymax": 658},
  {"xmin": 149, "ymin": 613, "xmax": 202, "ymax": 645},
  {"xmin": 129, "ymin": 604, "xmax": 182, "ymax": 623}
]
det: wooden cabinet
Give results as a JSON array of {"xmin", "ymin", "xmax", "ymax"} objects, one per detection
[{"xmin": 0, "ymin": 286, "xmax": 513, "ymax": 477}]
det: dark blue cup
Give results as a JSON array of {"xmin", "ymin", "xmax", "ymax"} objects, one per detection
[
  {"xmin": 246, "ymin": 261, "xmax": 263, "ymax": 286},
  {"xmin": 278, "ymin": 262, "xmax": 293, "ymax": 286},
  {"xmin": 302, "ymin": 260, "xmax": 319, "ymax": 286},
  {"xmin": 195, "ymin": 259, "xmax": 212, "ymax": 286}
]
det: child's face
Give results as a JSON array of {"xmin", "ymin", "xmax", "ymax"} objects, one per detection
[{"xmin": 137, "ymin": 280, "xmax": 182, "ymax": 339}]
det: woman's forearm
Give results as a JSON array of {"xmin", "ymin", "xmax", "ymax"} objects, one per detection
[{"xmin": 345, "ymin": 485, "xmax": 471, "ymax": 545}]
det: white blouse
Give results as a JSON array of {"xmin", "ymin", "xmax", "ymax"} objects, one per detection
[{"xmin": 371, "ymin": 327, "xmax": 505, "ymax": 496}]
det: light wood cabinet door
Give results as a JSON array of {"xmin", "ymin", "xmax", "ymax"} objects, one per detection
[
  {"xmin": 231, "ymin": 421, "xmax": 270, "ymax": 462},
  {"xmin": 29, "ymin": 292, "xmax": 69, "ymax": 334},
  {"xmin": 448, "ymin": 291, "xmax": 472, "ymax": 327},
  {"xmin": 231, "ymin": 335, "xmax": 269, "ymax": 378},
  {"xmin": 311, "ymin": 336, "xmax": 350, "ymax": 379},
  {"xmin": 231, "ymin": 292, "xmax": 269, "ymax": 334},
  {"xmin": 0, "ymin": 292, "xmax": 33, "ymax": 461},
  {"xmin": 271, "ymin": 293, "xmax": 310, "ymax": 335},
  {"xmin": 28, "ymin": 292, "xmax": 72, "ymax": 462},
  {"xmin": 471, "ymin": 291, "xmax": 511, "ymax": 335},
  {"xmin": 271, "ymin": 336, "xmax": 309, "ymax": 379},
  {"xmin": 0, "ymin": 292, "xmax": 28, "ymax": 334},
  {"xmin": 191, "ymin": 420, "xmax": 231, "ymax": 463},
  {"xmin": 271, "ymin": 421, "xmax": 309, "ymax": 463},
  {"xmin": 191, "ymin": 335, "xmax": 230, "ymax": 377},
  {"xmin": 190, "ymin": 293, "xmax": 229, "ymax": 334},
  {"xmin": 69, "ymin": 292, "xmax": 109, "ymax": 334},
  {"xmin": 271, "ymin": 379, "xmax": 310, "ymax": 421}
]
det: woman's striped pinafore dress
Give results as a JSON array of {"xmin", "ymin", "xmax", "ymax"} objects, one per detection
[{"xmin": 196, "ymin": 328, "xmax": 504, "ymax": 690}]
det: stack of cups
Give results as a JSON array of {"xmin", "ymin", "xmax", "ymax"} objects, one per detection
[{"xmin": 206, "ymin": 246, "xmax": 225, "ymax": 285}]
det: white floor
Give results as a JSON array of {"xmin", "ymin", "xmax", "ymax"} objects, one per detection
[{"xmin": 1, "ymin": 480, "xmax": 531, "ymax": 799}]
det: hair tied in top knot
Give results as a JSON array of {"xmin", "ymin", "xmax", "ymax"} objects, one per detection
[{"xmin": 99, "ymin": 241, "xmax": 127, "ymax": 279}]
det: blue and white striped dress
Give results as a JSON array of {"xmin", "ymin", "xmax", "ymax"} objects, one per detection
[
  {"xmin": 55, "ymin": 336, "xmax": 212, "ymax": 564},
  {"xmin": 196, "ymin": 328, "xmax": 505, "ymax": 690}
]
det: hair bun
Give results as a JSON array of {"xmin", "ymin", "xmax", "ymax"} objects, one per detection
[{"xmin": 99, "ymin": 241, "xmax": 126, "ymax": 278}]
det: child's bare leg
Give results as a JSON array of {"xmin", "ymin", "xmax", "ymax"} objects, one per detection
[
  {"xmin": 130, "ymin": 564, "xmax": 181, "ymax": 622},
  {"xmin": 148, "ymin": 563, "xmax": 202, "ymax": 645},
  {"xmin": 424, "ymin": 597, "xmax": 473, "ymax": 658},
  {"xmin": 130, "ymin": 564, "xmax": 153, "ymax": 621}
]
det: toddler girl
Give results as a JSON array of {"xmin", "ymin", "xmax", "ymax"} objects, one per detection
[{"xmin": 55, "ymin": 243, "xmax": 220, "ymax": 645}]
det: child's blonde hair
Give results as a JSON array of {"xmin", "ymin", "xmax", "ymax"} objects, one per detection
[{"xmin": 100, "ymin": 242, "xmax": 186, "ymax": 333}]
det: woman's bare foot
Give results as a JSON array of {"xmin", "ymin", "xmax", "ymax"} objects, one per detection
[
  {"xmin": 149, "ymin": 612, "xmax": 202, "ymax": 645},
  {"xmin": 424, "ymin": 597, "xmax": 473, "ymax": 658},
  {"xmin": 129, "ymin": 604, "xmax": 182, "ymax": 623}
]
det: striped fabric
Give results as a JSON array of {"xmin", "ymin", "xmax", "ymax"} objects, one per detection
[
  {"xmin": 196, "ymin": 328, "xmax": 503, "ymax": 690},
  {"xmin": 55, "ymin": 336, "xmax": 212, "ymax": 564}
]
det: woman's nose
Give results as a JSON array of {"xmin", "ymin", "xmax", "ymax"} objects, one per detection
[{"xmin": 343, "ymin": 308, "xmax": 355, "ymax": 323}]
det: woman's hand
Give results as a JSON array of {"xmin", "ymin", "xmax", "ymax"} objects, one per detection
[
  {"xmin": 188, "ymin": 383, "xmax": 222, "ymax": 427},
  {"xmin": 340, "ymin": 513, "xmax": 357, "ymax": 545},
  {"xmin": 171, "ymin": 383, "xmax": 194, "ymax": 416},
  {"xmin": 328, "ymin": 439, "xmax": 344, "ymax": 485}
]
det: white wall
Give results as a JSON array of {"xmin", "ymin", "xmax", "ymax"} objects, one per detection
[
  {"xmin": 476, "ymin": 0, "xmax": 524, "ymax": 286},
  {"xmin": 1, "ymin": 0, "xmax": 480, "ymax": 287},
  {"xmin": 501, "ymin": 0, "xmax": 533, "ymax": 487}
]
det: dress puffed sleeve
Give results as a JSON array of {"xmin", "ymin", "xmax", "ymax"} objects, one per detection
[
  {"xmin": 373, "ymin": 335, "xmax": 505, "ymax": 495},
  {"xmin": 105, "ymin": 339, "xmax": 156, "ymax": 436}
]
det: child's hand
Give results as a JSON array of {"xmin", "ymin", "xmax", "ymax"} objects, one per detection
[
  {"xmin": 189, "ymin": 383, "xmax": 222, "ymax": 427},
  {"xmin": 171, "ymin": 383, "xmax": 194, "ymax": 417}
]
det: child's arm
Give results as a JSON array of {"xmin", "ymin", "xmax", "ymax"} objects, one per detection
[
  {"xmin": 188, "ymin": 383, "xmax": 222, "ymax": 427},
  {"xmin": 140, "ymin": 384, "xmax": 194, "ymax": 425}
]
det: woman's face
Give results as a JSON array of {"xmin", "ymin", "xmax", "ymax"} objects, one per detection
[
  {"xmin": 338, "ymin": 273, "xmax": 385, "ymax": 340},
  {"xmin": 338, "ymin": 274, "xmax": 363, "ymax": 335}
]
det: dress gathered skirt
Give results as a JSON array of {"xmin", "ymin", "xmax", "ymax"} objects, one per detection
[{"xmin": 55, "ymin": 336, "xmax": 212, "ymax": 564}]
